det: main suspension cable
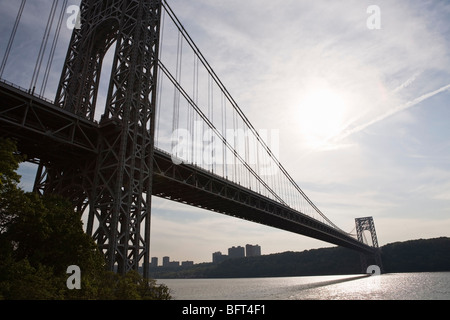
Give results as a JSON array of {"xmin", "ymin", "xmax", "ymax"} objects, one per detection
[
  {"xmin": 158, "ymin": 59, "xmax": 287, "ymax": 206},
  {"xmin": 160, "ymin": 0, "xmax": 348, "ymax": 234}
]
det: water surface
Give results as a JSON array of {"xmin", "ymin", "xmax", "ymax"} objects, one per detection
[{"xmin": 158, "ymin": 272, "xmax": 450, "ymax": 300}]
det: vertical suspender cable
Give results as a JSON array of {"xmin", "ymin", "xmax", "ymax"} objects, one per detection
[
  {"xmin": 40, "ymin": 0, "xmax": 68, "ymax": 96},
  {"xmin": 171, "ymin": 30, "xmax": 182, "ymax": 157},
  {"xmin": 159, "ymin": 60, "xmax": 288, "ymax": 205},
  {"xmin": 0, "ymin": 0, "xmax": 27, "ymax": 79},
  {"xmin": 161, "ymin": 0, "xmax": 345, "ymax": 231},
  {"xmin": 256, "ymin": 130, "xmax": 261, "ymax": 194},
  {"xmin": 207, "ymin": 74, "xmax": 212, "ymax": 172},
  {"xmin": 30, "ymin": 0, "xmax": 58, "ymax": 94},
  {"xmin": 192, "ymin": 55, "xmax": 199, "ymax": 165},
  {"xmin": 211, "ymin": 76, "xmax": 214, "ymax": 173},
  {"xmin": 222, "ymin": 92, "xmax": 227, "ymax": 178},
  {"xmin": 232, "ymin": 109, "xmax": 237, "ymax": 183},
  {"xmin": 156, "ymin": 7, "xmax": 166, "ymax": 147}
]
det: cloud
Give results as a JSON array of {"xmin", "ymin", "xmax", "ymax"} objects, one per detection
[
  {"xmin": 165, "ymin": 0, "xmax": 449, "ymax": 160},
  {"xmin": 392, "ymin": 71, "xmax": 421, "ymax": 94},
  {"xmin": 334, "ymin": 82, "xmax": 450, "ymax": 142},
  {"xmin": 0, "ymin": 0, "xmax": 78, "ymax": 97},
  {"xmin": 5, "ymin": 0, "xmax": 450, "ymax": 262},
  {"xmin": 377, "ymin": 217, "xmax": 450, "ymax": 246}
]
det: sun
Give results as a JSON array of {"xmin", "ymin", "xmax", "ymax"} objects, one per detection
[{"xmin": 296, "ymin": 86, "xmax": 349, "ymax": 150}]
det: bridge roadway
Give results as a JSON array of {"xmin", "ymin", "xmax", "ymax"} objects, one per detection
[{"xmin": 0, "ymin": 80, "xmax": 376, "ymax": 255}]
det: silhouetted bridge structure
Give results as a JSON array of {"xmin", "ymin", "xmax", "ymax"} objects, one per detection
[{"xmin": 0, "ymin": 0, "xmax": 381, "ymax": 278}]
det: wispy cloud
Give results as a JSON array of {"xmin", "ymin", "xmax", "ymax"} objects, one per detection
[
  {"xmin": 392, "ymin": 71, "xmax": 421, "ymax": 94},
  {"xmin": 334, "ymin": 82, "xmax": 450, "ymax": 142}
]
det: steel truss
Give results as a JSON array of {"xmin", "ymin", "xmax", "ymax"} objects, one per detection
[
  {"xmin": 355, "ymin": 216, "xmax": 383, "ymax": 273},
  {"xmin": 43, "ymin": 0, "xmax": 162, "ymax": 277}
]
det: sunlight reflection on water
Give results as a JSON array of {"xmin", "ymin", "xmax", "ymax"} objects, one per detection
[
  {"xmin": 293, "ymin": 272, "xmax": 450, "ymax": 300},
  {"xmin": 158, "ymin": 272, "xmax": 450, "ymax": 300}
]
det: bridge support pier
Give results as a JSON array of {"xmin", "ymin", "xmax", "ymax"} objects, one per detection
[
  {"xmin": 38, "ymin": 0, "xmax": 163, "ymax": 278},
  {"xmin": 355, "ymin": 217, "xmax": 383, "ymax": 274},
  {"xmin": 359, "ymin": 250, "xmax": 383, "ymax": 274}
]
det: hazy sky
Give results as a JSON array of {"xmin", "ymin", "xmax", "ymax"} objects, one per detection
[{"xmin": 2, "ymin": 0, "xmax": 450, "ymax": 264}]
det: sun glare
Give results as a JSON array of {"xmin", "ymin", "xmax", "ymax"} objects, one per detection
[{"xmin": 297, "ymin": 87, "xmax": 349, "ymax": 150}]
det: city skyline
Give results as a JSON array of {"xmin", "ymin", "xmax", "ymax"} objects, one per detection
[
  {"xmin": 152, "ymin": 244, "xmax": 261, "ymax": 266},
  {"xmin": 1, "ymin": 0, "xmax": 449, "ymax": 265}
]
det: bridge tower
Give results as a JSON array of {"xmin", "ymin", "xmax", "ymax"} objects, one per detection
[
  {"xmin": 34, "ymin": 0, "xmax": 162, "ymax": 278},
  {"xmin": 355, "ymin": 217, "xmax": 383, "ymax": 273}
]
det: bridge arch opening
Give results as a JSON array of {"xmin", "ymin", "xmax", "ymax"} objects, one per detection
[
  {"xmin": 94, "ymin": 39, "xmax": 117, "ymax": 122},
  {"xmin": 361, "ymin": 229, "xmax": 375, "ymax": 247},
  {"xmin": 81, "ymin": 16, "xmax": 120, "ymax": 122}
]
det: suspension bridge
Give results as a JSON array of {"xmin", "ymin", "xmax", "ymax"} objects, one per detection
[{"xmin": 0, "ymin": 0, "xmax": 382, "ymax": 278}]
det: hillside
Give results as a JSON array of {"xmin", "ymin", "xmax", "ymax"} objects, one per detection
[{"xmin": 150, "ymin": 237, "xmax": 450, "ymax": 278}]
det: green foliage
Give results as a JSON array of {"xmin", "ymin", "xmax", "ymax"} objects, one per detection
[
  {"xmin": 0, "ymin": 257, "xmax": 69, "ymax": 300},
  {"xmin": 98, "ymin": 270, "xmax": 172, "ymax": 300},
  {"xmin": 381, "ymin": 237, "xmax": 450, "ymax": 273},
  {"xmin": 0, "ymin": 138, "xmax": 23, "ymax": 188},
  {"xmin": 0, "ymin": 138, "xmax": 171, "ymax": 300}
]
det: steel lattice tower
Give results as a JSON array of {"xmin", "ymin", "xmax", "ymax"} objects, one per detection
[
  {"xmin": 355, "ymin": 217, "xmax": 383, "ymax": 273},
  {"xmin": 34, "ymin": 0, "xmax": 162, "ymax": 278}
]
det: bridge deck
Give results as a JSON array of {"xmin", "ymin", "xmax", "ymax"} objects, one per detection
[{"xmin": 0, "ymin": 80, "xmax": 375, "ymax": 255}]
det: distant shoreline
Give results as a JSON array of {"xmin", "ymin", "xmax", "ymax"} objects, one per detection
[{"xmin": 149, "ymin": 237, "xmax": 450, "ymax": 279}]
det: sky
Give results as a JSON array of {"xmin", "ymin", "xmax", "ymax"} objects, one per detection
[{"xmin": 1, "ymin": 0, "xmax": 450, "ymax": 265}]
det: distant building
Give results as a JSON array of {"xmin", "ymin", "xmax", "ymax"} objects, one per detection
[
  {"xmin": 162, "ymin": 256, "xmax": 170, "ymax": 267},
  {"xmin": 168, "ymin": 261, "xmax": 180, "ymax": 267},
  {"xmin": 246, "ymin": 244, "xmax": 261, "ymax": 257},
  {"xmin": 182, "ymin": 261, "xmax": 194, "ymax": 267},
  {"xmin": 212, "ymin": 251, "xmax": 228, "ymax": 264},
  {"xmin": 213, "ymin": 244, "xmax": 262, "ymax": 263},
  {"xmin": 151, "ymin": 257, "xmax": 158, "ymax": 267},
  {"xmin": 228, "ymin": 246, "xmax": 245, "ymax": 259}
]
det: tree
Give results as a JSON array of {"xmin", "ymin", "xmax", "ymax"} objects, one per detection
[
  {"xmin": 0, "ymin": 138, "xmax": 171, "ymax": 300},
  {"xmin": 0, "ymin": 138, "xmax": 23, "ymax": 188},
  {"xmin": 0, "ymin": 138, "xmax": 24, "ymax": 236}
]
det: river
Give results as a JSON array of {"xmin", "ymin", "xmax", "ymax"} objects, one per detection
[{"xmin": 157, "ymin": 272, "xmax": 450, "ymax": 300}]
